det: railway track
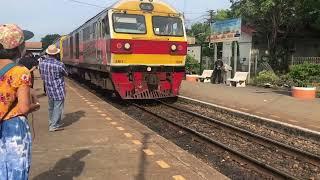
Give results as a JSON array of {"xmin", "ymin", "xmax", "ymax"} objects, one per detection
[
  {"xmin": 68, "ymin": 77, "xmax": 320, "ymax": 179},
  {"xmin": 131, "ymin": 100, "xmax": 320, "ymax": 180}
]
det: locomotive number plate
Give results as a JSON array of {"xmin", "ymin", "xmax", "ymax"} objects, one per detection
[{"xmin": 114, "ymin": 60, "xmax": 125, "ymax": 63}]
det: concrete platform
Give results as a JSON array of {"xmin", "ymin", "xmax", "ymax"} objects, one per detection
[
  {"xmin": 180, "ymin": 81, "xmax": 320, "ymax": 132},
  {"xmin": 29, "ymin": 74, "xmax": 228, "ymax": 180}
]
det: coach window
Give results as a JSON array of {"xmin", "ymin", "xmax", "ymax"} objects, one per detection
[
  {"xmin": 70, "ymin": 36, "xmax": 74, "ymax": 59},
  {"xmin": 75, "ymin": 32, "xmax": 80, "ymax": 59},
  {"xmin": 103, "ymin": 16, "xmax": 110, "ymax": 36},
  {"xmin": 63, "ymin": 40, "xmax": 69, "ymax": 57},
  {"xmin": 152, "ymin": 16, "xmax": 183, "ymax": 36},
  {"xmin": 112, "ymin": 13, "xmax": 146, "ymax": 34},
  {"xmin": 93, "ymin": 22, "xmax": 97, "ymax": 39},
  {"xmin": 97, "ymin": 22, "xmax": 101, "ymax": 38}
]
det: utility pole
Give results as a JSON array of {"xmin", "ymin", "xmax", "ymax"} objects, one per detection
[
  {"xmin": 207, "ymin": 10, "xmax": 215, "ymax": 25},
  {"xmin": 207, "ymin": 10, "xmax": 216, "ymax": 71}
]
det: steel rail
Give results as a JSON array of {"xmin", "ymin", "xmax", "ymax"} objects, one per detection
[
  {"xmin": 158, "ymin": 100, "xmax": 320, "ymax": 161},
  {"xmin": 131, "ymin": 102, "xmax": 299, "ymax": 180}
]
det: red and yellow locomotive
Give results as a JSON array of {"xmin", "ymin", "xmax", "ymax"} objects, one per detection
[{"xmin": 61, "ymin": 0, "xmax": 187, "ymax": 99}]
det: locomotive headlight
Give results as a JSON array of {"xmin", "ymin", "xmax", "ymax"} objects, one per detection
[
  {"xmin": 124, "ymin": 43, "xmax": 131, "ymax": 50},
  {"xmin": 171, "ymin": 44, "xmax": 177, "ymax": 51},
  {"xmin": 147, "ymin": 67, "xmax": 152, "ymax": 72}
]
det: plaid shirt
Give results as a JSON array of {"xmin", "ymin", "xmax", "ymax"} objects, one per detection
[{"xmin": 39, "ymin": 58, "xmax": 68, "ymax": 100}]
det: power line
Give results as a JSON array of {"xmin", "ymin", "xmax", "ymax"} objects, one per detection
[
  {"xmin": 186, "ymin": 14, "xmax": 207, "ymax": 22},
  {"xmin": 66, "ymin": 0, "xmax": 105, "ymax": 8}
]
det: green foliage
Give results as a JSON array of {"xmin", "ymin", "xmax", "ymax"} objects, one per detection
[
  {"xmin": 230, "ymin": 0, "xmax": 320, "ymax": 71},
  {"xmin": 253, "ymin": 70, "xmax": 279, "ymax": 86},
  {"xmin": 185, "ymin": 55, "xmax": 200, "ymax": 74},
  {"xmin": 288, "ymin": 63, "xmax": 320, "ymax": 87},
  {"xmin": 276, "ymin": 74, "xmax": 294, "ymax": 87},
  {"xmin": 41, "ymin": 34, "xmax": 61, "ymax": 50},
  {"xmin": 189, "ymin": 23, "xmax": 210, "ymax": 45},
  {"xmin": 214, "ymin": 9, "xmax": 234, "ymax": 21}
]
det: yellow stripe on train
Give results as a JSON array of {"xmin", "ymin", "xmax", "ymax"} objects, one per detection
[{"xmin": 111, "ymin": 54, "xmax": 186, "ymax": 65}]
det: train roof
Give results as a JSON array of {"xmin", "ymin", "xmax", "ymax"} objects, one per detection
[{"xmin": 69, "ymin": 0, "xmax": 181, "ymax": 35}]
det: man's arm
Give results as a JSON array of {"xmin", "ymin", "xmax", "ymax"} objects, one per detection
[
  {"xmin": 30, "ymin": 66, "xmax": 37, "ymax": 72},
  {"xmin": 60, "ymin": 63, "xmax": 68, "ymax": 76}
]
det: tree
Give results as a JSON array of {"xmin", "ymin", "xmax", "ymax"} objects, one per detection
[
  {"xmin": 185, "ymin": 55, "xmax": 200, "ymax": 74},
  {"xmin": 189, "ymin": 23, "xmax": 211, "ymax": 45},
  {"xmin": 214, "ymin": 9, "xmax": 234, "ymax": 21},
  {"xmin": 41, "ymin": 34, "xmax": 61, "ymax": 50},
  {"xmin": 230, "ymin": 0, "xmax": 320, "ymax": 71}
]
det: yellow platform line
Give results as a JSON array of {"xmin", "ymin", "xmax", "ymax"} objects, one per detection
[
  {"xmin": 173, "ymin": 175, "xmax": 186, "ymax": 180},
  {"xmin": 117, "ymin": 127, "xmax": 125, "ymax": 131},
  {"xmin": 143, "ymin": 149, "xmax": 155, "ymax": 156},
  {"xmin": 132, "ymin": 140, "xmax": 142, "ymax": 145},
  {"xmin": 156, "ymin": 160, "xmax": 170, "ymax": 169},
  {"xmin": 124, "ymin": 133, "xmax": 133, "ymax": 138}
]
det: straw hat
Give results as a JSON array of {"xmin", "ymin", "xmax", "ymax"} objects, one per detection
[{"xmin": 46, "ymin": 45, "xmax": 60, "ymax": 55}]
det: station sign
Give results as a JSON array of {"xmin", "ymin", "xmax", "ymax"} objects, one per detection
[{"xmin": 210, "ymin": 18, "xmax": 241, "ymax": 42}]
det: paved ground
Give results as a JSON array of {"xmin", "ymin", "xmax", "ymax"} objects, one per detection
[
  {"xmin": 29, "ymin": 74, "xmax": 228, "ymax": 180},
  {"xmin": 180, "ymin": 81, "xmax": 320, "ymax": 132}
]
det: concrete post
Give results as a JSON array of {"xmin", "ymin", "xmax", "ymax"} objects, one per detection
[
  {"xmin": 214, "ymin": 43, "xmax": 217, "ymax": 66},
  {"xmin": 248, "ymin": 47, "xmax": 252, "ymax": 83},
  {"xmin": 233, "ymin": 41, "xmax": 238, "ymax": 77}
]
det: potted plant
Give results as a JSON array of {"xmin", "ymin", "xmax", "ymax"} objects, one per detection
[
  {"xmin": 291, "ymin": 80, "xmax": 317, "ymax": 100},
  {"xmin": 289, "ymin": 63, "xmax": 320, "ymax": 100}
]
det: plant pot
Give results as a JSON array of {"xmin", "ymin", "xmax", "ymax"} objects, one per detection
[
  {"xmin": 291, "ymin": 86, "xmax": 317, "ymax": 100},
  {"xmin": 186, "ymin": 75, "xmax": 199, "ymax": 82}
]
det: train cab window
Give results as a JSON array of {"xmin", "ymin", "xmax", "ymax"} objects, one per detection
[
  {"xmin": 152, "ymin": 16, "xmax": 184, "ymax": 36},
  {"xmin": 112, "ymin": 13, "xmax": 146, "ymax": 34}
]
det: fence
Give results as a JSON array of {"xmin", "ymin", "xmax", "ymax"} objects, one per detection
[{"xmin": 292, "ymin": 57, "xmax": 320, "ymax": 65}]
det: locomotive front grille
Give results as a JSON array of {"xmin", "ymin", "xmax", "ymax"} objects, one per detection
[{"xmin": 125, "ymin": 89, "xmax": 173, "ymax": 99}]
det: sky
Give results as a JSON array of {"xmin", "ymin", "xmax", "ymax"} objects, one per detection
[{"xmin": 0, "ymin": 0, "xmax": 231, "ymax": 41}]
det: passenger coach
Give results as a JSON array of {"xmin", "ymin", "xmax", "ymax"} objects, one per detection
[{"xmin": 62, "ymin": 0, "xmax": 187, "ymax": 99}]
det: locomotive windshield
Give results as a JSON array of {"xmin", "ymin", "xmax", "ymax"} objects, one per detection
[
  {"xmin": 112, "ymin": 13, "xmax": 146, "ymax": 34},
  {"xmin": 152, "ymin": 16, "xmax": 184, "ymax": 36}
]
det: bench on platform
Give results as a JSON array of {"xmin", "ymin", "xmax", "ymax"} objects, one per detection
[
  {"xmin": 228, "ymin": 72, "xmax": 248, "ymax": 87},
  {"xmin": 197, "ymin": 70, "xmax": 214, "ymax": 83}
]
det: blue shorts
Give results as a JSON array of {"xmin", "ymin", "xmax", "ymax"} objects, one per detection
[{"xmin": 0, "ymin": 116, "xmax": 32, "ymax": 180}]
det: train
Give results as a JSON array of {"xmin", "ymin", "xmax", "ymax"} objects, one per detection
[{"xmin": 57, "ymin": 0, "xmax": 187, "ymax": 99}]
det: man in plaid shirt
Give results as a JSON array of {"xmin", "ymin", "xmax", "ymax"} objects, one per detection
[{"xmin": 39, "ymin": 45, "xmax": 68, "ymax": 132}]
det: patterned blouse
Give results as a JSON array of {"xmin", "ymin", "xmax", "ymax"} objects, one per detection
[{"xmin": 0, "ymin": 65, "xmax": 31, "ymax": 120}]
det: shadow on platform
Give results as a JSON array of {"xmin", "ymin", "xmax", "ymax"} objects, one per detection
[
  {"xmin": 135, "ymin": 133, "xmax": 151, "ymax": 180},
  {"xmin": 32, "ymin": 149, "xmax": 91, "ymax": 180},
  {"xmin": 254, "ymin": 89, "xmax": 291, "ymax": 96},
  {"xmin": 61, "ymin": 110, "xmax": 86, "ymax": 128}
]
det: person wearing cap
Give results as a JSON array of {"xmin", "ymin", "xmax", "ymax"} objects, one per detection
[
  {"xmin": 39, "ymin": 45, "xmax": 67, "ymax": 132},
  {"xmin": 0, "ymin": 24, "xmax": 40, "ymax": 180}
]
